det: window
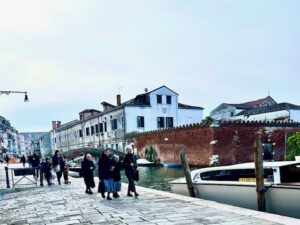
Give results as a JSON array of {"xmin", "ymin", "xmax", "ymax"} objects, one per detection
[
  {"xmin": 157, "ymin": 117, "xmax": 165, "ymax": 128},
  {"xmin": 121, "ymin": 117, "xmax": 124, "ymax": 128},
  {"xmin": 95, "ymin": 124, "xmax": 99, "ymax": 133},
  {"xmin": 86, "ymin": 127, "xmax": 90, "ymax": 136},
  {"xmin": 137, "ymin": 116, "xmax": 145, "ymax": 128},
  {"xmin": 111, "ymin": 119, "xmax": 118, "ymax": 130},
  {"xmin": 99, "ymin": 123, "xmax": 104, "ymax": 133},
  {"xmin": 91, "ymin": 126, "xmax": 95, "ymax": 135},
  {"xmin": 166, "ymin": 95, "xmax": 172, "ymax": 104},
  {"xmin": 104, "ymin": 122, "xmax": 107, "ymax": 132},
  {"xmin": 166, "ymin": 117, "xmax": 174, "ymax": 128},
  {"xmin": 79, "ymin": 130, "xmax": 83, "ymax": 138},
  {"xmin": 157, "ymin": 95, "xmax": 162, "ymax": 104}
]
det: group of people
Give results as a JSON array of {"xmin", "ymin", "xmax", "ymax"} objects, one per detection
[
  {"xmin": 17, "ymin": 150, "xmax": 71, "ymax": 186},
  {"xmin": 81, "ymin": 146, "xmax": 139, "ymax": 200}
]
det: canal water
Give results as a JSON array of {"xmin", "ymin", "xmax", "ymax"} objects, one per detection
[{"xmin": 120, "ymin": 166, "xmax": 185, "ymax": 192}]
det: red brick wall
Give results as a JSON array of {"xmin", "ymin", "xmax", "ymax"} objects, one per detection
[{"xmin": 134, "ymin": 123, "xmax": 300, "ymax": 166}]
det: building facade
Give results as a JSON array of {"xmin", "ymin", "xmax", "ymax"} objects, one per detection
[
  {"xmin": 0, "ymin": 116, "xmax": 18, "ymax": 157},
  {"xmin": 51, "ymin": 86, "xmax": 204, "ymax": 153}
]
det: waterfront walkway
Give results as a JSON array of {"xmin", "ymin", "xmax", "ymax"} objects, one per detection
[{"xmin": 0, "ymin": 163, "xmax": 299, "ymax": 225}]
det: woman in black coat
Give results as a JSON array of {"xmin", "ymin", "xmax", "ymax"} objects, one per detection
[
  {"xmin": 52, "ymin": 150, "xmax": 65, "ymax": 185},
  {"xmin": 123, "ymin": 147, "xmax": 139, "ymax": 197},
  {"xmin": 81, "ymin": 153, "xmax": 96, "ymax": 194},
  {"xmin": 111, "ymin": 155, "xmax": 123, "ymax": 198},
  {"xmin": 98, "ymin": 149, "xmax": 114, "ymax": 200}
]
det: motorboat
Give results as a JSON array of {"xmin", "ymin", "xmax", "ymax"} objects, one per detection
[
  {"xmin": 137, "ymin": 158, "xmax": 155, "ymax": 167},
  {"xmin": 169, "ymin": 161, "xmax": 300, "ymax": 219}
]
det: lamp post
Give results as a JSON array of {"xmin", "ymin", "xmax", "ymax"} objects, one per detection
[{"xmin": 0, "ymin": 91, "xmax": 29, "ymax": 102}]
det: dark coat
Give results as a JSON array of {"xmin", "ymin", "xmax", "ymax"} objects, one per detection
[
  {"xmin": 20, "ymin": 156, "xmax": 26, "ymax": 163},
  {"xmin": 112, "ymin": 160, "xmax": 123, "ymax": 181},
  {"xmin": 40, "ymin": 162, "xmax": 52, "ymax": 178},
  {"xmin": 52, "ymin": 155, "xmax": 65, "ymax": 171},
  {"xmin": 81, "ymin": 159, "xmax": 95, "ymax": 188},
  {"xmin": 98, "ymin": 153, "xmax": 113, "ymax": 180},
  {"xmin": 31, "ymin": 154, "xmax": 40, "ymax": 167},
  {"xmin": 123, "ymin": 154, "xmax": 137, "ymax": 178}
]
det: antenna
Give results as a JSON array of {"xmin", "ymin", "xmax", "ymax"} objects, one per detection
[
  {"xmin": 118, "ymin": 87, "xmax": 122, "ymax": 94},
  {"xmin": 267, "ymin": 90, "xmax": 270, "ymax": 96},
  {"xmin": 144, "ymin": 88, "xmax": 148, "ymax": 93}
]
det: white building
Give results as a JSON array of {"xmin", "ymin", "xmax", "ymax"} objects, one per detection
[
  {"xmin": 51, "ymin": 86, "xmax": 204, "ymax": 153},
  {"xmin": 210, "ymin": 96, "xmax": 277, "ymax": 121},
  {"xmin": 234, "ymin": 103, "xmax": 300, "ymax": 122}
]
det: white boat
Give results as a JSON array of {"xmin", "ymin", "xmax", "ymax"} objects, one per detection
[
  {"xmin": 169, "ymin": 161, "xmax": 300, "ymax": 219},
  {"xmin": 137, "ymin": 158, "xmax": 155, "ymax": 167}
]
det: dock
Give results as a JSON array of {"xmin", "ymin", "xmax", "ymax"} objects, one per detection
[{"xmin": 0, "ymin": 163, "xmax": 299, "ymax": 225}]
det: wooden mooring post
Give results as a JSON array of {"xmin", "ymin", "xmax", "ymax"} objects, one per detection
[
  {"xmin": 254, "ymin": 135, "xmax": 266, "ymax": 212},
  {"xmin": 180, "ymin": 150, "xmax": 196, "ymax": 197}
]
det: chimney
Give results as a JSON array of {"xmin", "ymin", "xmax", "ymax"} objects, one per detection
[
  {"xmin": 56, "ymin": 121, "xmax": 61, "ymax": 128},
  {"xmin": 52, "ymin": 121, "xmax": 57, "ymax": 129},
  {"xmin": 117, "ymin": 94, "xmax": 121, "ymax": 106}
]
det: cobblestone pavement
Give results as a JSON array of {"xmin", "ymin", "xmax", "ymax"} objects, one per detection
[{"xmin": 0, "ymin": 163, "xmax": 299, "ymax": 225}]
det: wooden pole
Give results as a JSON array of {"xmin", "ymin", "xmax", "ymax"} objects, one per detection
[
  {"xmin": 254, "ymin": 136, "xmax": 266, "ymax": 212},
  {"xmin": 180, "ymin": 150, "xmax": 196, "ymax": 197}
]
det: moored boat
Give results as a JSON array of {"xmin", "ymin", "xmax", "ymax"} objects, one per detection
[
  {"xmin": 169, "ymin": 161, "xmax": 300, "ymax": 219},
  {"xmin": 137, "ymin": 158, "xmax": 155, "ymax": 167}
]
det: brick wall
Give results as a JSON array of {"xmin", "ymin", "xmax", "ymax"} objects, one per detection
[{"xmin": 133, "ymin": 122, "xmax": 300, "ymax": 166}]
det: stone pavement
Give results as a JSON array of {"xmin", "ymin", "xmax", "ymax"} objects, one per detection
[{"xmin": 0, "ymin": 163, "xmax": 300, "ymax": 225}]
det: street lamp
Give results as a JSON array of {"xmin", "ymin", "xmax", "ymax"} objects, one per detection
[{"xmin": 0, "ymin": 91, "xmax": 29, "ymax": 102}]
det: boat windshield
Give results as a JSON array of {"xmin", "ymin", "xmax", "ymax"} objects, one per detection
[
  {"xmin": 200, "ymin": 169, "xmax": 274, "ymax": 182},
  {"xmin": 280, "ymin": 164, "xmax": 300, "ymax": 183}
]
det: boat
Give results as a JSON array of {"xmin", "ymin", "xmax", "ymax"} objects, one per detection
[
  {"xmin": 137, "ymin": 158, "xmax": 155, "ymax": 167},
  {"xmin": 169, "ymin": 161, "xmax": 300, "ymax": 219},
  {"xmin": 161, "ymin": 163, "xmax": 182, "ymax": 168}
]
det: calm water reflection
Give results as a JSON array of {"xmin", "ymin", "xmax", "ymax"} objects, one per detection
[{"xmin": 121, "ymin": 166, "xmax": 185, "ymax": 192}]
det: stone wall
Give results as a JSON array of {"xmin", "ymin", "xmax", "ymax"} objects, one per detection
[{"xmin": 133, "ymin": 121, "xmax": 300, "ymax": 166}]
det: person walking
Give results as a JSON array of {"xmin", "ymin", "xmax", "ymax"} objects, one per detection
[
  {"xmin": 52, "ymin": 150, "xmax": 64, "ymax": 185},
  {"xmin": 5, "ymin": 155, "xmax": 9, "ymax": 165},
  {"xmin": 111, "ymin": 155, "xmax": 123, "ymax": 198},
  {"xmin": 98, "ymin": 149, "xmax": 114, "ymax": 200},
  {"xmin": 123, "ymin": 146, "xmax": 139, "ymax": 197},
  {"xmin": 40, "ymin": 158, "xmax": 53, "ymax": 186},
  {"xmin": 63, "ymin": 159, "xmax": 71, "ymax": 184},
  {"xmin": 20, "ymin": 155, "xmax": 26, "ymax": 168},
  {"xmin": 81, "ymin": 153, "xmax": 96, "ymax": 194},
  {"xmin": 31, "ymin": 152, "xmax": 40, "ymax": 179}
]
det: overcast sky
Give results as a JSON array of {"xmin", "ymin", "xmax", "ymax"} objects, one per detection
[{"xmin": 0, "ymin": 0, "xmax": 299, "ymax": 132}]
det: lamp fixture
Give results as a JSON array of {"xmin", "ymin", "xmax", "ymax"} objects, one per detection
[{"xmin": 0, "ymin": 90, "xmax": 29, "ymax": 102}]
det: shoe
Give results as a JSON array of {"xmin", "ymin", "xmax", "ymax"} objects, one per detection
[
  {"xmin": 135, "ymin": 192, "xmax": 139, "ymax": 197},
  {"xmin": 113, "ymin": 193, "xmax": 120, "ymax": 198},
  {"xmin": 127, "ymin": 193, "xmax": 133, "ymax": 197},
  {"xmin": 88, "ymin": 191, "xmax": 93, "ymax": 195},
  {"xmin": 107, "ymin": 196, "xmax": 112, "ymax": 200},
  {"xmin": 101, "ymin": 193, "xmax": 105, "ymax": 199},
  {"xmin": 86, "ymin": 190, "xmax": 89, "ymax": 194}
]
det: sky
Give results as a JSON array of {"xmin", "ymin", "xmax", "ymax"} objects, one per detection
[{"xmin": 0, "ymin": 0, "xmax": 300, "ymax": 132}]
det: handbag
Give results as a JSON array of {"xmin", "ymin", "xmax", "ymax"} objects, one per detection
[
  {"xmin": 54, "ymin": 164, "xmax": 61, "ymax": 173},
  {"xmin": 98, "ymin": 180, "xmax": 105, "ymax": 193},
  {"xmin": 133, "ymin": 169, "xmax": 139, "ymax": 182}
]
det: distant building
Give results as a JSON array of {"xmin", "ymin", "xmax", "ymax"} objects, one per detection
[
  {"xmin": 51, "ymin": 85, "xmax": 204, "ymax": 153},
  {"xmin": 38, "ymin": 132, "xmax": 52, "ymax": 158},
  {"xmin": 0, "ymin": 115, "xmax": 18, "ymax": 157},
  {"xmin": 210, "ymin": 96, "xmax": 277, "ymax": 121},
  {"xmin": 210, "ymin": 96, "xmax": 300, "ymax": 122},
  {"xmin": 20, "ymin": 132, "xmax": 48, "ymax": 156},
  {"xmin": 234, "ymin": 102, "xmax": 300, "ymax": 122}
]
